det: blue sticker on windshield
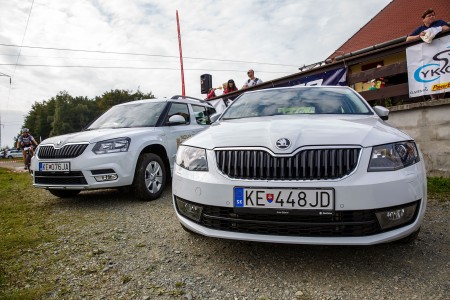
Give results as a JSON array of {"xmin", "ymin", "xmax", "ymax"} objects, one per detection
[{"xmin": 234, "ymin": 187, "xmax": 244, "ymax": 207}]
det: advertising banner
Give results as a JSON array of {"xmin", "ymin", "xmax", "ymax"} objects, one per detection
[
  {"xmin": 406, "ymin": 35, "xmax": 450, "ymax": 97},
  {"xmin": 275, "ymin": 67, "xmax": 347, "ymax": 88},
  {"xmin": 207, "ymin": 98, "xmax": 227, "ymax": 112}
]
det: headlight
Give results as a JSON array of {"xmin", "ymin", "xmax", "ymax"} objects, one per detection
[
  {"xmin": 368, "ymin": 141, "xmax": 419, "ymax": 171},
  {"xmin": 176, "ymin": 145, "xmax": 208, "ymax": 171},
  {"xmin": 92, "ymin": 137, "xmax": 130, "ymax": 155}
]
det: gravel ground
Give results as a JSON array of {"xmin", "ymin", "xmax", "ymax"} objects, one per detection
[
  {"xmin": 11, "ymin": 191, "xmax": 450, "ymax": 299},
  {"xmin": 3, "ymin": 160, "xmax": 450, "ymax": 299}
]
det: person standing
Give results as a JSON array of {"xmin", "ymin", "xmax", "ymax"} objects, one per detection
[
  {"xmin": 223, "ymin": 79, "xmax": 238, "ymax": 94},
  {"xmin": 241, "ymin": 69, "xmax": 263, "ymax": 89},
  {"xmin": 205, "ymin": 88, "xmax": 217, "ymax": 99},
  {"xmin": 406, "ymin": 8, "xmax": 449, "ymax": 42}
]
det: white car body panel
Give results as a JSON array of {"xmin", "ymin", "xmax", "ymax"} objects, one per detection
[
  {"xmin": 31, "ymin": 97, "xmax": 215, "ymax": 198},
  {"xmin": 172, "ymin": 86, "xmax": 427, "ymax": 245},
  {"xmin": 187, "ymin": 115, "xmax": 410, "ymax": 150}
]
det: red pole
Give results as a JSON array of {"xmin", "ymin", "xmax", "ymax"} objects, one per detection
[{"xmin": 176, "ymin": 10, "xmax": 186, "ymax": 97}]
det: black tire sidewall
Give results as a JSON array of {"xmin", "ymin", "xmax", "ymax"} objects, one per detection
[
  {"xmin": 133, "ymin": 153, "xmax": 166, "ymax": 201},
  {"xmin": 26, "ymin": 153, "xmax": 31, "ymax": 168}
]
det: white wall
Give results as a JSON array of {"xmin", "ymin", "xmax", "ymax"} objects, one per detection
[{"xmin": 387, "ymin": 98, "xmax": 450, "ymax": 178}]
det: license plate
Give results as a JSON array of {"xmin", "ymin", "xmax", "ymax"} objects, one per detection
[
  {"xmin": 234, "ymin": 187, "xmax": 334, "ymax": 210},
  {"xmin": 39, "ymin": 162, "xmax": 70, "ymax": 172}
]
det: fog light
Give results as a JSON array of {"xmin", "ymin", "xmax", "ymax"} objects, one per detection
[
  {"xmin": 375, "ymin": 202, "xmax": 418, "ymax": 230},
  {"xmin": 176, "ymin": 197, "xmax": 203, "ymax": 222},
  {"xmin": 94, "ymin": 174, "xmax": 118, "ymax": 182}
]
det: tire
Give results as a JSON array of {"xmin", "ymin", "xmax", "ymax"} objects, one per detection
[
  {"xmin": 397, "ymin": 228, "xmax": 420, "ymax": 244},
  {"xmin": 48, "ymin": 190, "xmax": 81, "ymax": 198},
  {"xmin": 26, "ymin": 153, "xmax": 32, "ymax": 173},
  {"xmin": 133, "ymin": 153, "xmax": 166, "ymax": 201}
]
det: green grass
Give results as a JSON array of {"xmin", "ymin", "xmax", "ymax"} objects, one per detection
[
  {"xmin": 0, "ymin": 168, "xmax": 56, "ymax": 299},
  {"xmin": 427, "ymin": 176, "xmax": 450, "ymax": 202}
]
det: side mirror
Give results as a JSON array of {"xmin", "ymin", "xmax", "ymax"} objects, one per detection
[
  {"xmin": 168, "ymin": 115, "xmax": 186, "ymax": 125},
  {"xmin": 373, "ymin": 106, "xmax": 389, "ymax": 120},
  {"xmin": 210, "ymin": 113, "xmax": 221, "ymax": 123}
]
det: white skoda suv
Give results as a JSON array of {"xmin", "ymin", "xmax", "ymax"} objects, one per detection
[
  {"xmin": 31, "ymin": 96, "xmax": 216, "ymax": 200},
  {"xmin": 172, "ymin": 86, "xmax": 427, "ymax": 245}
]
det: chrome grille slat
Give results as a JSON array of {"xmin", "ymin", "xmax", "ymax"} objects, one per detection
[
  {"xmin": 37, "ymin": 144, "xmax": 88, "ymax": 159},
  {"xmin": 215, "ymin": 148, "xmax": 360, "ymax": 180}
]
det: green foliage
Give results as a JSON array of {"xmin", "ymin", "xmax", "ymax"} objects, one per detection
[
  {"xmin": 96, "ymin": 89, "xmax": 155, "ymax": 113},
  {"xmin": 428, "ymin": 177, "xmax": 450, "ymax": 203},
  {"xmin": 22, "ymin": 89, "xmax": 155, "ymax": 141}
]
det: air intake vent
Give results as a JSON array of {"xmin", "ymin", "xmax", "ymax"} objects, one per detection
[
  {"xmin": 38, "ymin": 144, "xmax": 88, "ymax": 159},
  {"xmin": 215, "ymin": 148, "xmax": 360, "ymax": 180}
]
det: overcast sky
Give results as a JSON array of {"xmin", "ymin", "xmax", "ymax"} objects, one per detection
[{"xmin": 0, "ymin": 0, "xmax": 392, "ymax": 148}]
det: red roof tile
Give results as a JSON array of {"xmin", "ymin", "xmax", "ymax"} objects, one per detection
[{"xmin": 328, "ymin": 0, "xmax": 450, "ymax": 59}]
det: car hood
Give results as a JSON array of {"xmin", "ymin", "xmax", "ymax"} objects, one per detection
[
  {"xmin": 40, "ymin": 128, "xmax": 156, "ymax": 147},
  {"xmin": 184, "ymin": 115, "xmax": 412, "ymax": 152}
]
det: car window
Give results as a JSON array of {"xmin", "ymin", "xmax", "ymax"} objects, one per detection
[
  {"xmin": 192, "ymin": 104, "xmax": 216, "ymax": 125},
  {"xmin": 87, "ymin": 101, "xmax": 166, "ymax": 129},
  {"xmin": 166, "ymin": 103, "xmax": 190, "ymax": 125},
  {"xmin": 222, "ymin": 88, "xmax": 372, "ymax": 120}
]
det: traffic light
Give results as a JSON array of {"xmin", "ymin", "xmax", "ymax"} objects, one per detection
[{"xmin": 200, "ymin": 74, "xmax": 212, "ymax": 94}]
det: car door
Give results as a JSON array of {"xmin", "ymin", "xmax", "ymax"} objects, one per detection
[{"xmin": 163, "ymin": 102, "xmax": 202, "ymax": 168}]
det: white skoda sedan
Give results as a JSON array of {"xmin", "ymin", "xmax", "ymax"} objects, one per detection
[{"xmin": 172, "ymin": 86, "xmax": 427, "ymax": 245}]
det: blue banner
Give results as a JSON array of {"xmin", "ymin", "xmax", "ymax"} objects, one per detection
[{"xmin": 274, "ymin": 67, "xmax": 347, "ymax": 88}]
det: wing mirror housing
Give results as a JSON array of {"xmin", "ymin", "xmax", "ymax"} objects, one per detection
[
  {"xmin": 168, "ymin": 115, "xmax": 187, "ymax": 125},
  {"xmin": 210, "ymin": 113, "xmax": 221, "ymax": 123},
  {"xmin": 373, "ymin": 106, "xmax": 389, "ymax": 120}
]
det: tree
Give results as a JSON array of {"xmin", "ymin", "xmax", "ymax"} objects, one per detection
[
  {"xmin": 96, "ymin": 89, "xmax": 155, "ymax": 113},
  {"xmin": 23, "ymin": 99, "xmax": 56, "ymax": 142},
  {"xmin": 21, "ymin": 89, "xmax": 155, "ymax": 140}
]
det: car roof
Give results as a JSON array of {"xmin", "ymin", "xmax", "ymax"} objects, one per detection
[{"xmin": 116, "ymin": 95, "xmax": 212, "ymax": 107}]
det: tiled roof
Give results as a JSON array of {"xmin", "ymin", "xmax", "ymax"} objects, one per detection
[{"xmin": 328, "ymin": 0, "xmax": 450, "ymax": 59}]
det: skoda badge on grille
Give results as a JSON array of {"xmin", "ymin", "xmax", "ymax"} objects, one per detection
[
  {"xmin": 276, "ymin": 138, "xmax": 291, "ymax": 150},
  {"xmin": 56, "ymin": 140, "xmax": 62, "ymax": 146}
]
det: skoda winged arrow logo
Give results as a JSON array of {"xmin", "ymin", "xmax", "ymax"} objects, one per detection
[{"xmin": 275, "ymin": 138, "xmax": 291, "ymax": 150}]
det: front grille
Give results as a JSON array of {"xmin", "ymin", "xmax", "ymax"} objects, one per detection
[
  {"xmin": 215, "ymin": 148, "xmax": 361, "ymax": 180},
  {"xmin": 34, "ymin": 171, "xmax": 87, "ymax": 185},
  {"xmin": 200, "ymin": 204, "xmax": 379, "ymax": 237},
  {"xmin": 38, "ymin": 144, "xmax": 88, "ymax": 159},
  {"xmin": 176, "ymin": 198, "xmax": 420, "ymax": 237}
]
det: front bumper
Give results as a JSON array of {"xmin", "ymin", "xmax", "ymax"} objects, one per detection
[
  {"xmin": 31, "ymin": 146, "xmax": 137, "ymax": 190},
  {"xmin": 171, "ymin": 149, "xmax": 427, "ymax": 245}
]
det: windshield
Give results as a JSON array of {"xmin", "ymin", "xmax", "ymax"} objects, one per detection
[
  {"xmin": 87, "ymin": 101, "xmax": 166, "ymax": 129},
  {"xmin": 221, "ymin": 87, "xmax": 372, "ymax": 120}
]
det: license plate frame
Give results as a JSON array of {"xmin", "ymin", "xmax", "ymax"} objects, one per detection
[
  {"xmin": 233, "ymin": 187, "xmax": 335, "ymax": 213},
  {"xmin": 39, "ymin": 162, "xmax": 71, "ymax": 172}
]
